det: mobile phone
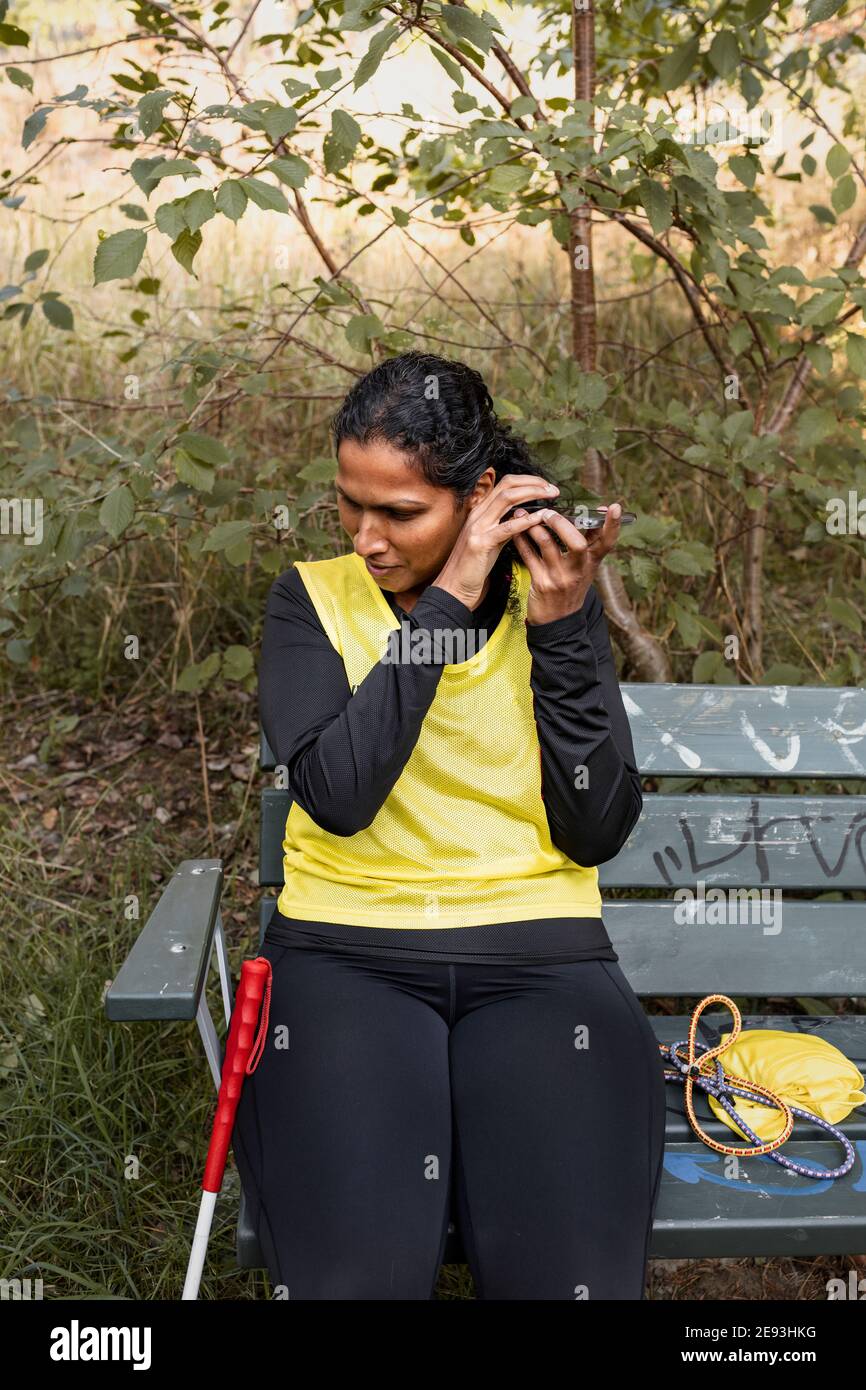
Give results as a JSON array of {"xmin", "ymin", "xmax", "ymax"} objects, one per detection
[
  {"xmin": 501, "ymin": 498, "xmax": 636, "ymax": 530},
  {"xmin": 572, "ymin": 507, "xmax": 636, "ymax": 532}
]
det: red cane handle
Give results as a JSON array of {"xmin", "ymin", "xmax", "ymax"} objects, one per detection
[{"xmin": 202, "ymin": 957, "xmax": 271, "ymax": 1193}]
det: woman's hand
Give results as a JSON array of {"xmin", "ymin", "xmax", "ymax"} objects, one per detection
[
  {"xmin": 512, "ymin": 503, "xmax": 624, "ymax": 625},
  {"xmin": 433, "ymin": 474, "xmax": 564, "ymax": 610}
]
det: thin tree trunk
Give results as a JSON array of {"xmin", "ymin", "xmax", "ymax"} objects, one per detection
[
  {"xmin": 570, "ymin": 1, "xmax": 672, "ymax": 681},
  {"xmin": 744, "ymin": 220, "xmax": 866, "ymax": 670}
]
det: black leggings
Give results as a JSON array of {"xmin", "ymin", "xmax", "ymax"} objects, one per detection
[{"xmin": 232, "ymin": 933, "xmax": 667, "ymax": 1300}]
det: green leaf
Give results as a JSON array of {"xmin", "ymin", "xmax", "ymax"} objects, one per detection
[
  {"xmin": 708, "ymin": 31, "xmax": 739, "ymax": 78},
  {"xmin": 180, "ymin": 188, "xmax": 215, "ymax": 232},
  {"xmin": 345, "ymin": 312, "xmax": 385, "ymax": 353},
  {"xmin": 440, "ymin": 4, "xmax": 496, "ymax": 53},
  {"xmin": 324, "ymin": 109, "xmax": 362, "ymax": 173},
  {"xmin": 174, "ymin": 450, "xmax": 215, "ymax": 492},
  {"xmin": 658, "ymin": 36, "xmax": 699, "ymax": 90},
  {"xmin": 215, "ymin": 179, "xmax": 247, "ymax": 221},
  {"xmin": 155, "ymin": 201, "xmax": 186, "ymax": 241},
  {"xmin": 174, "ymin": 431, "xmax": 229, "ymax": 465},
  {"xmin": 267, "ymin": 155, "xmax": 310, "ymax": 188},
  {"xmin": 0, "ymin": 23, "xmax": 31, "ymax": 45},
  {"xmin": 137, "ymin": 89, "xmax": 171, "ymax": 137},
  {"xmin": 6, "ymin": 638, "xmax": 32, "ymax": 664},
  {"xmin": 93, "ymin": 229, "xmax": 147, "ymax": 285},
  {"xmin": 831, "ymin": 174, "xmax": 856, "ymax": 215},
  {"xmin": 297, "ymin": 456, "xmax": 337, "ymax": 483},
  {"xmin": 845, "ymin": 334, "xmax": 866, "ymax": 376},
  {"xmin": 721, "ymin": 409, "xmax": 754, "ymax": 445},
  {"xmin": 806, "ymin": 0, "xmax": 844, "ymax": 22},
  {"xmin": 261, "ymin": 105, "xmax": 297, "ymax": 143},
  {"xmin": 638, "ymin": 177, "xmax": 673, "ymax": 236},
  {"xmin": 120, "ymin": 203, "xmax": 148, "ymax": 221},
  {"xmin": 7, "ymin": 67, "xmax": 33, "ymax": 91},
  {"xmin": 796, "ymin": 406, "xmax": 836, "ymax": 448},
  {"xmin": 761, "ymin": 662, "xmax": 804, "ymax": 685},
  {"xmin": 24, "ymin": 248, "xmax": 49, "ymax": 273},
  {"xmin": 222, "ymin": 645, "xmax": 254, "ymax": 681},
  {"xmin": 488, "ymin": 164, "xmax": 532, "ymax": 194},
  {"xmin": 22, "ymin": 106, "xmax": 48, "ymax": 149},
  {"xmin": 740, "ymin": 66, "xmax": 762, "ymax": 110},
  {"xmin": 671, "ymin": 601, "xmax": 702, "ymax": 645},
  {"xmin": 170, "ymin": 227, "xmax": 202, "ymax": 275},
  {"xmin": 354, "ymin": 22, "xmax": 399, "ymax": 89},
  {"xmin": 629, "ymin": 553, "xmax": 660, "ymax": 591},
  {"xmin": 333, "ymin": 108, "xmax": 362, "ymax": 146},
  {"xmin": 177, "ymin": 651, "xmax": 222, "ymax": 693},
  {"xmin": 202, "ymin": 520, "xmax": 252, "ymax": 553},
  {"xmin": 572, "ymin": 373, "xmax": 609, "ymax": 412},
  {"xmin": 800, "ymin": 288, "xmax": 844, "ymax": 327},
  {"xmin": 804, "ymin": 341, "xmax": 833, "ymax": 375},
  {"xmin": 41, "ymin": 297, "xmax": 73, "ymax": 330},
  {"xmin": 728, "ymin": 154, "xmax": 756, "ymax": 188},
  {"xmin": 826, "ymin": 596, "xmax": 862, "ymax": 634},
  {"xmin": 130, "ymin": 156, "xmax": 165, "ymax": 198},
  {"xmin": 826, "ymin": 144, "xmax": 850, "ymax": 179},
  {"xmin": 430, "ymin": 44, "xmax": 464, "ymax": 89},
  {"xmin": 809, "ymin": 203, "xmax": 836, "ymax": 226},
  {"xmin": 149, "ymin": 157, "xmax": 201, "ymax": 182},
  {"xmin": 238, "ymin": 176, "xmax": 288, "ymax": 213},
  {"xmin": 693, "ymin": 650, "xmax": 724, "ymax": 682},
  {"xmin": 663, "ymin": 548, "xmax": 707, "ymax": 576},
  {"xmin": 99, "ymin": 486, "xmax": 134, "ymax": 539}
]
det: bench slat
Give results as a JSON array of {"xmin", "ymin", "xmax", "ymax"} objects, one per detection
[
  {"xmin": 601, "ymin": 901, "xmax": 866, "ymax": 995},
  {"xmin": 259, "ymin": 789, "xmax": 866, "ymax": 890},
  {"xmin": 623, "ymin": 683, "xmax": 866, "ymax": 779},
  {"xmin": 649, "ymin": 1139, "xmax": 866, "ymax": 1258},
  {"xmin": 260, "ymin": 684, "xmax": 866, "ymax": 779},
  {"xmin": 600, "ymin": 793, "xmax": 866, "ymax": 889},
  {"xmin": 256, "ymin": 895, "xmax": 866, "ymax": 995},
  {"xmin": 106, "ymin": 860, "xmax": 223, "ymax": 1021}
]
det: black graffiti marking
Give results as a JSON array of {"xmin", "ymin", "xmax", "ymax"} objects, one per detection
[{"xmin": 652, "ymin": 801, "xmax": 866, "ymax": 886}]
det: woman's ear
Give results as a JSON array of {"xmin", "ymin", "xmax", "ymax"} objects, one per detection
[{"xmin": 468, "ymin": 467, "xmax": 497, "ymax": 508}]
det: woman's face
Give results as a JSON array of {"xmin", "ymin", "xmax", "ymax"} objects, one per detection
[{"xmin": 335, "ymin": 438, "xmax": 494, "ymax": 594}]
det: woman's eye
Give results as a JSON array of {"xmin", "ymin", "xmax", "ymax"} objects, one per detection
[{"xmin": 338, "ymin": 496, "xmax": 417, "ymax": 521}]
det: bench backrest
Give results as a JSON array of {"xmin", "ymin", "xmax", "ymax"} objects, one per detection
[{"xmin": 258, "ymin": 683, "xmax": 866, "ymax": 997}]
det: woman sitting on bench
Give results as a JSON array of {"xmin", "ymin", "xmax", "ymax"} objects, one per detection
[{"xmin": 233, "ymin": 350, "xmax": 666, "ymax": 1300}]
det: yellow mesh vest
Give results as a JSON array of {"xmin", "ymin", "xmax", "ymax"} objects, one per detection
[{"xmin": 276, "ymin": 551, "xmax": 603, "ymax": 929}]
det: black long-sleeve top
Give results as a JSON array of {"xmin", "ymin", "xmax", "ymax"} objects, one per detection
[{"xmin": 259, "ymin": 558, "xmax": 643, "ymax": 964}]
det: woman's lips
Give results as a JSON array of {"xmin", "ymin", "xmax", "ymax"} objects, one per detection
[{"xmin": 365, "ymin": 560, "xmax": 400, "ymax": 573}]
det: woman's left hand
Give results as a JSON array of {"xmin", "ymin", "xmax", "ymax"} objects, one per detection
[{"xmin": 513, "ymin": 502, "xmax": 624, "ymax": 625}]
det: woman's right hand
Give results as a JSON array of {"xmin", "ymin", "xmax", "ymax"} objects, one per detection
[{"xmin": 432, "ymin": 474, "xmax": 560, "ymax": 610}]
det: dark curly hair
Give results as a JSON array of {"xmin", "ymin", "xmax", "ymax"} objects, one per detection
[{"xmin": 329, "ymin": 351, "xmax": 553, "ymax": 612}]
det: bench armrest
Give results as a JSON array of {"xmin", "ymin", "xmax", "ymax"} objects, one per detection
[{"xmin": 105, "ymin": 859, "xmax": 224, "ymax": 1023}]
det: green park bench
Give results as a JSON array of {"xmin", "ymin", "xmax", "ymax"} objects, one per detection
[{"xmin": 105, "ymin": 681, "xmax": 866, "ymax": 1273}]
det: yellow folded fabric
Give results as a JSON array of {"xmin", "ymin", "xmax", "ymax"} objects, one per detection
[{"xmin": 706, "ymin": 1029, "xmax": 866, "ymax": 1143}]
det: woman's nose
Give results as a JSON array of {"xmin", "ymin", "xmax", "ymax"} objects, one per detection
[{"xmin": 354, "ymin": 516, "xmax": 385, "ymax": 552}]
